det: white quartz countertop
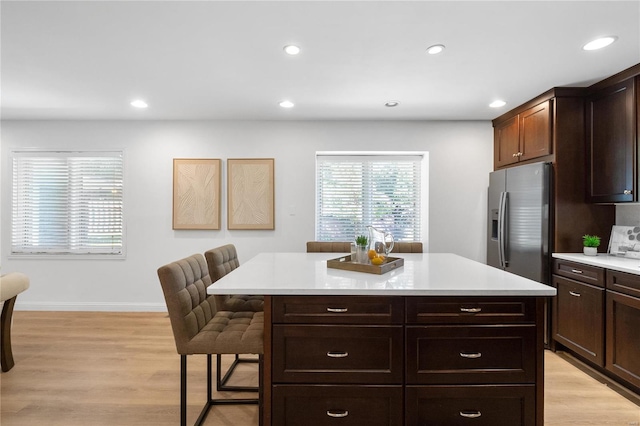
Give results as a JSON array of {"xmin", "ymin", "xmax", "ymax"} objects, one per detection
[
  {"xmin": 553, "ymin": 253, "xmax": 640, "ymax": 275},
  {"xmin": 207, "ymin": 252, "xmax": 556, "ymax": 296}
]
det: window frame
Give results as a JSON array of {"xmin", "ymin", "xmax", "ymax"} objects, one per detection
[
  {"xmin": 10, "ymin": 150, "xmax": 126, "ymax": 259},
  {"xmin": 315, "ymin": 151, "xmax": 429, "ymax": 246}
]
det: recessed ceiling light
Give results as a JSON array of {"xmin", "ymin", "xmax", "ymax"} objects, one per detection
[
  {"xmin": 283, "ymin": 45, "xmax": 301, "ymax": 55},
  {"xmin": 130, "ymin": 99, "xmax": 148, "ymax": 109},
  {"xmin": 279, "ymin": 100, "xmax": 294, "ymax": 108},
  {"xmin": 489, "ymin": 100, "xmax": 506, "ymax": 108},
  {"xmin": 426, "ymin": 44, "xmax": 445, "ymax": 55},
  {"xmin": 385, "ymin": 101, "xmax": 400, "ymax": 107},
  {"xmin": 583, "ymin": 36, "xmax": 617, "ymax": 51}
]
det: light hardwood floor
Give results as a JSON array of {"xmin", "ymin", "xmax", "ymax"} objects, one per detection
[{"xmin": 1, "ymin": 311, "xmax": 639, "ymax": 425}]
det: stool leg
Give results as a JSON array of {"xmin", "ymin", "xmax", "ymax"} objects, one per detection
[
  {"xmin": 1, "ymin": 296, "xmax": 18, "ymax": 372},
  {"xmin": 180, "ymin": 355, "xmax": 187, "ymax": 426}
]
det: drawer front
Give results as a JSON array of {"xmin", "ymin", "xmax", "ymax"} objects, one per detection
[
  {"xmin": 406, "ymin": 325, "xmax": 536, "ymax": 384},
  {"xmin": 553, "ymin": 259, "xmax": 605, "ymax": 287},
  {"xmin": 606, "ymin": 290, "xmax": 640, "ymax": 389},
  {"xmin": 553, "ymin": 275, "xmax": 605, "ymax": 365},
  {"xmin": 272, "ymin": 325, "xmax": 403, "ymax": 384},
  {"xmin": 272, "ymin": 296, "xmax": 404, "ymax": 324},
  {"xmin": 272, "ymin": 385, "xmax": 403, "ymax": 426},
  {"xmin": 607, "ymin": 269, "xmax": 640, "ymax": 298},
  {"xmin": 406, "ymin": 385, "xmax": 536, "ymax": 426},
  {"xmin": 406, "ymin": 297, "xmax": 535, "ymax": 324}
]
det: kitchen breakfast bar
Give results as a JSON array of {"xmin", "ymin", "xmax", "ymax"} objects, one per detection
[{"xmin": 207, "ymin": 252, "xmax": 556, "ymax": 426}]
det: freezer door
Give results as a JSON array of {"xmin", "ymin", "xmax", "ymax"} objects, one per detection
[
  {"xmin": 487, "ymin": 169, "xmax": 506, "ymax": 269},
  {"xmin": 504, "ymin": 162, "xmax": 550, "ymax": 283}
]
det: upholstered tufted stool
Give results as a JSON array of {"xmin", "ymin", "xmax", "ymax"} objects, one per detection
[
  {"xmin": 1, "ymin": 272, "xmax": 30, "ymax": 372},
  {"xmin": 204, "ymin": 244, "xmax": 263, "ymax": 392},
  {"xmin": 157, "ymin": 254, "xmax": 263, "ymax": 426}
]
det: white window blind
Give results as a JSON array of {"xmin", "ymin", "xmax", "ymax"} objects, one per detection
[
  {"xmin": 316, "ymin": 153, "xmax": 422, "ymax": 242},
  {"xmin": 11, "ymin": 151, "xmax": 124, "ymax": 256}
]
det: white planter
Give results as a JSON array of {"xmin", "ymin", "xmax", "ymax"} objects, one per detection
[{"xmin": 583, "ymin": 247, "xmax": 598, "ymax": 256}]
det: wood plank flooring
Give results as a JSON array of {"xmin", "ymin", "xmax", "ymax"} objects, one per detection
[{"xmin": 1, "ymin": 311, "xmax": 639, "ymax": 425}]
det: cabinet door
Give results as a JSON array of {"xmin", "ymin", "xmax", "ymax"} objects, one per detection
[
  {"xmin": 586, "ymin": 78, "xmax": 635, "ymax": 203},
  {"xmin": 494, "ymin": 116, "xmax": 520, "ymax": 168},
  {"xmin": 520, "ymin": 101, "xmax": 551, "ymax": 161},
  {"xmin": 553, "ymin": 275, "xmax": 605, "ymax": 366},
  {"xmin": 606, "ymin": 290, "xmax": 640, "ymax": 389}
]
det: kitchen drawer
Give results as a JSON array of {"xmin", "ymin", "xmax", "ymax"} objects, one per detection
[
  {"xmin": 272, "ymin": 325, "xmax": 403, "ymax": 384},
  {"xmin": 607, "ymin": 269, "xmax": 640, "ymax": 298},
  {"xmin": 406, "ymin": 385, "xmax": 536, "ymax": 426},
  {"xmin": 406, "ymin": 297, "xmax": 535, "ymax": 324},
  {"xmin": 553, "ymin": 259, "xmax": 605, "ymax": 287},
  {"xmin": 272, "ymin": 385, "xmax": 403, "ymax": 426},
  {"xmin": 553, "ymin": 275, "xmax": 605, "ymax": 366},
  {"xmin": 272, "ymin": 295, "xmax": 404, "ymax": 324},
  {"xmin": 406, "ymin": 325, "xmax": 536, "ymax": 384}
]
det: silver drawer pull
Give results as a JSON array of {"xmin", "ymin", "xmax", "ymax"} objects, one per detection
[
  {"xmin": 326, "ymin": 410, "xmax": 349, "ymax": 418},
  {"xmin": 571, "ymin": 269, "xmax": 583, "ymax": 274},
  {"xmin": 569, "ymin": 291, "xmax": 581, "ymax": 297},
  {"xmin": 327, "ymin": 351, "xmax": 349, "ymax": 358},
  {"xmin": 460, "ymin": 352, "xmax": 482, "ymax": 359},
  {"xmin": 460, "ymin": 307, "xmax": 482, "ymax": 313},
  {"xmin": 327, "ymin": 307, "xmax": 348, "ymax": 313},
  {"xmin": 459, "ymin": 410, "xmax": 482, "ymax": 419}
]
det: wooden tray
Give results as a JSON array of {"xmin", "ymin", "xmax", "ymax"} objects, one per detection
[{"xmin": 326, "ymin": 255, "xmax": 404, "ymax": 275}]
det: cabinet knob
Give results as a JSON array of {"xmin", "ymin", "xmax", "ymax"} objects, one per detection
[
  {"xmin": 512, "ymin": 153, "xmax": 518, "ymax": 158},
  {"xmin": 327, "ymin": 410, "xmax": 349, "ymax": 418},
  {"xmin": 460, "ymin": 307, "xmax": 482, "ymax": 313},
  {"xmin": 326, "ymin": 307, "xmax": 348, "ymax": 313},
  {"xmin": 459, "ymin": 411, "xmax": 482, "ymax": 419},
  {"xmin": 327, "ymin": 351, "xmax": 349, "ymax": 358},
  {"xmin": 518, "ymin": 152, "xmax": 523, "ymax": 157},
  {"xmin": 569, "ymin": 291, "xmax": 581, "ymax": 297},
  {"xmin": 624, "ymin": 189, "xmax": 632, "ymax": 195},
  {"xmin": 570, "ymin": 269, "xmax": 583, "ymax": 274},
  {"xmin": 460, "ymin": 352, "xmax": 482, "ymax": 359}
]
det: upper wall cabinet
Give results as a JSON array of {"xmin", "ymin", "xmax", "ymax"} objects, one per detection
[
  {"xmin": 494, "ymin": 101, "xmax": 551, "ymax": 169},
  {"xmin": 586, "ymin": 78, "xmax": 636, "ymax": 203}
]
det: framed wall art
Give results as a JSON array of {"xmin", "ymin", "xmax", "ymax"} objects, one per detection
[
  {"xmin": 227, "ymin": 158, "xmax": 275, "ymax": 230},
  {"xmin": 173, "ymin": 158, "xmax": 221, "ymax": 230}
]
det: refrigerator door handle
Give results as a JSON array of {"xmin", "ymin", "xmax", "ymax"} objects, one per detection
[{"xmin": 498, "ymin": 191, "xmax": 508, "ymax": 268}]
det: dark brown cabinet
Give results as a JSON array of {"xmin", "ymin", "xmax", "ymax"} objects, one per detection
[
  {"xmin": 606, "ymin": 270, "xmax": 640, "ymax": 389},
  {"xmin": 494, "ymin": 101, "xmax": 551, "ymax": 169},
  {"xmin": 586, "ymin": 78, "xmax": 636, "ymax": 203},
  {"xmin": 268, "ymin": 295, "xmax": 546, "ymax": 426}
]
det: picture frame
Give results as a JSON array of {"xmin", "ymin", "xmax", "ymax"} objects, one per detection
[
  {"xmin": 227, "ymin": 158, "xmax": 275, "ymax": 230},
  {"xmin": 172, "ymin": 158, "xmax": 221, "ymax": 230}
]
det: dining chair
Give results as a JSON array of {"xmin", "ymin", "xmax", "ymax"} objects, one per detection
[
  {"xmin": 204, "ymin": 244, "xmax": 263, "ymax": 392},
  {"xmin": 157, "ymin": 253, "xmax": 263, "ymax": 426},
  {"xmin": 0, "ymin": 272, "xmax": 30, "ymax": 372}
]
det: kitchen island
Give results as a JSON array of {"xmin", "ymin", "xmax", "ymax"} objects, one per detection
[{"xmin": 208, "ymin": 252, "xmax": 556, "ymax": 426}]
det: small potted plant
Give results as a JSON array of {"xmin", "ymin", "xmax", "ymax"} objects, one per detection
[
  {"xmin": 582, "ymin": 234, "xmax": 601, "ymax": 256},
  {"xmin": 355, "ymin": 235, "xmax": 368, "ymax": 263}
]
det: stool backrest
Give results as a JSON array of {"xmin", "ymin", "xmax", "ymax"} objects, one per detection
[
  {"xmin": 204, "ymin": 244, "xmax": 240, "ymax": 309},
  {"xmin": 157, "ymin": 253, "xmax": 216, "ymax": 354}
]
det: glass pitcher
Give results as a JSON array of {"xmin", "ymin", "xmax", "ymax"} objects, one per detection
[{"xmin": 368, "ymin": 226, "xmax": 394, "ymax": 258}]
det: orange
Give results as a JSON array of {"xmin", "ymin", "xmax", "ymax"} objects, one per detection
[
  {"xmin": 368, "ymin": 249, "xmax": 377, "ymax": 260},
  {"xmin": 371, "ymin": 256, "xmax": 384, "ymax": 265}
]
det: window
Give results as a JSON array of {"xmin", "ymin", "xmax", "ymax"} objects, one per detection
[
  {"xmin": 11, "ymin": 151, "xmax": 124, "ymax": 256},
  {"xmin": 316, "ymin": 152, "xmax": 426, "ymax": 242}
]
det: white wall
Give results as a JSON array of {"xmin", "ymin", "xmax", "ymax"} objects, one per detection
[{"xmin": 1, "ymin": 120, "xmax": 493, "ymax": 311}]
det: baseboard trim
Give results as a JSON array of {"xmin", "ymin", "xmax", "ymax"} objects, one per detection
[{"xmin": 14, "ymin": 301, "xmax": 167, "ymax": 312}]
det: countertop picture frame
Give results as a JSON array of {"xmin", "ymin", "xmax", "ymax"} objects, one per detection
[
  {"xmin": 227, "ymin": 158, "xmax": 275, "ymax": 230},
  {"xmin": 173, "ymin": 158, "xmax": 221, "ymax": 230}
]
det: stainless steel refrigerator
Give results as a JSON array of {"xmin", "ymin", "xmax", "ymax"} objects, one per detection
[{"xmin": 487, "ymin": 161, "xmax": 551, "ymax": 285}]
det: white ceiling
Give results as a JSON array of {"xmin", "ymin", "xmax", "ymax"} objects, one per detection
[{"xmin": 2, "ymin": 1, "xmax": 639, "ymax": 121}]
